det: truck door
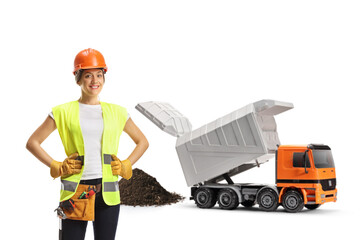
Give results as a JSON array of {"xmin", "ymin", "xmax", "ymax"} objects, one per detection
[{"xmin": 277, "ymin": 148, "xmax": 317, "ymax": 184}]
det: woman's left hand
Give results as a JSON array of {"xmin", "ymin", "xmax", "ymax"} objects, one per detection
[{"xmin": 111, "ymin": 155, "xmax": 133, "ymax": 180}]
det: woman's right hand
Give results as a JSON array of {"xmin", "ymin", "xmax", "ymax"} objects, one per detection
[{"xmin": 50, "ymin": 153, "xmax": 83, "ymax": 179}]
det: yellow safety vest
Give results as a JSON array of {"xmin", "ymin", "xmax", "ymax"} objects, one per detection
[{"xmin": 52, "ymin": 100, "xmax": 127, "ymax": 206}]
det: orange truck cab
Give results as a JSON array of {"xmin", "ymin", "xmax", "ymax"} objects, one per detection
[{"xmin": 276, "ymin": 144, "xmax": 337, "ymax": 212}]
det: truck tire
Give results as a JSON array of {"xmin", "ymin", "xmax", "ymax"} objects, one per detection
[
  {"xmin": 217, "ymin": 188, "xmax": 239, "ymax": 210},
  {"xmin": 257, "ymin": 188, "xmax": 279, "ymax": 212},
  {"xmin": 282, "ymin": 190, "xmax": 304, "ymax": 213},
  {"xmin": 194, "ymin": 188, "xmax": 217, "ymax": 209},
  {"xmin": 305, "ymin": 204, "xmax": 320, "ymax": 210}
]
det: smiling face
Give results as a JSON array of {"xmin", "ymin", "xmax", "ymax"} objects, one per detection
[{"xmin": 77, "ymin": 69, "xmax": 104, "ymax": 98}]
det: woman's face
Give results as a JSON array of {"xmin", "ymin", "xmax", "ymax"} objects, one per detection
[{"xmin": 77, "ymin": 69, "xmax": 104, "ymax": 97}]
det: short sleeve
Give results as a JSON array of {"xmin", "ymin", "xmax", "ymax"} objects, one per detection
[{"xmin": 49, "ymin": 111, "xmax": 54, "ymax": 119}]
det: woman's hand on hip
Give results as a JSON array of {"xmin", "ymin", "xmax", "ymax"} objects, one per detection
[
  {"xmin": 50, "ymin": 153, "xmax": 83, "ymax": 179},
  {"xmin": 111, "ymin": 155, "xmax": 132, "ymax": 180}
]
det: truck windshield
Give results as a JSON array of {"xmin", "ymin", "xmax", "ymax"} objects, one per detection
[{"xmin": 312, "ymin": 150, "xmax": 335, "ymax": 168}]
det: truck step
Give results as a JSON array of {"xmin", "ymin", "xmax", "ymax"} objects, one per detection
[{"xmin": 307, "ymin": 195, "xmax": 315, "ymax": 198}]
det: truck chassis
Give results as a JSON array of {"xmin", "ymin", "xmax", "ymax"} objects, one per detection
[{"xmin": 191, "ymin": 183, "xmax": 307, "ymax": 212}]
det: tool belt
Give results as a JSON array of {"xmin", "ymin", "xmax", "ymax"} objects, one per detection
[{"xmin": 57, "ymin": 183, "xmax": 101, "ymax": 221}]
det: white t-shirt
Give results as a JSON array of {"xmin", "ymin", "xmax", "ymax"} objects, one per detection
[{"xmin": 49, "ymin": 103, "xmax": 129, "ymax": 180}]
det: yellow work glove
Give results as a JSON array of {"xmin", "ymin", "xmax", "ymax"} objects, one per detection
[
  {"xmin": 111, "ymin": 155, "xmax": 133, "ymax": 180},
  {"xmin": 50, "ymin": 153, "xmax": 83, "ymax": 179}
]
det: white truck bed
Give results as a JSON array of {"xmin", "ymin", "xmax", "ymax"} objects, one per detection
[{"xmin": 136, "ymin": 100, "xmax": 293, "ymax": 186}]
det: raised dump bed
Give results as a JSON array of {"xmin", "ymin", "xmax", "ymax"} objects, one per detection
[{"xmin": 136, "ymin": 100, "xmax": 293, "ymax": 186}]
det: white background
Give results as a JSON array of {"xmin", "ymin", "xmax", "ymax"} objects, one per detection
[{"xmin": 0, "ymin": 0, "xmax": 359, "ymax": 239}]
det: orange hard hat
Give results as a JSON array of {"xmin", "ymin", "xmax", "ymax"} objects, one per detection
[{"xmin": 73, "ymin": 48, "xmax": 108, "ymax": 75}]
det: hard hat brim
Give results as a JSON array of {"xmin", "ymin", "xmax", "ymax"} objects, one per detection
[{"xmin": 73, "ymin": 66, "xmax": 108, "ymax": 75}]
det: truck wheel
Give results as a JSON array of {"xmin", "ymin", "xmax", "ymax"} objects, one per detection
[
  {"xmin": 194, "ymin": 188, "xmax": 216, "ymax": 209},
  {"xmin": 305, "ymin": 204, "xmax": 320, "ymax": 210},
  {"xmin": 282, "ymin": 190, "xmax": 304, "ymax": 213},
  {"xmin": 257, "ymin": 188, "xmax": 279, "ymax": 212},
  {"xmin": 218, "ymin": 188, "xmax": 239, "ymax": 210}
]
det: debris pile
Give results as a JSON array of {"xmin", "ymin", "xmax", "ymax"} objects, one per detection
[{"xmin": 119, "ymin": 168, "xmax": 184, "ymax": 206}]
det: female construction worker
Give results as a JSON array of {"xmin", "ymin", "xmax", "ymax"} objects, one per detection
[{"xmin": 26, "ymin": 48, "xmax": 149, "ymax": 240}]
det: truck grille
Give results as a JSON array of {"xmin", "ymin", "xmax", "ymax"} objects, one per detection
[{"xmin": 320, "ymin": 178, "xmax": 336, "ymax": 191}]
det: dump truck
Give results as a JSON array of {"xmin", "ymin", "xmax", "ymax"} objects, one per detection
[{"xmin": 136, "ymin": 99, "xmax": 337, "ymax": 212}]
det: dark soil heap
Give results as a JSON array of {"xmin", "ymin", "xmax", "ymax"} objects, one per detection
[{"xmin": 119, "ymin": 168, "xmax": 184, "ymax": 206}]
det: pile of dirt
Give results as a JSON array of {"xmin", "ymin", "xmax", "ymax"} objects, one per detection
[{"xmin": 119, "ymin": 168, "xmax": 184, "ymax": 206}]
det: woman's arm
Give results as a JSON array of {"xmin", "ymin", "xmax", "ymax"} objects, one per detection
[
  {"xmin": 26, "ymin": 115, "xmax": 57, "ymax": 167},
  {"xmin": 123, "ymin": 118, "xmax": 149, "ymax": 165}
]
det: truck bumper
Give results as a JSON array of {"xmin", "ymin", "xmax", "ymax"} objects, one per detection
[
  {"xmin": 277, "ymin": 183, "xmax": 337, "ymax": 205},
  {"xmin": 317, "ymin": 188, "xmax": 337, "ymax": 204}
]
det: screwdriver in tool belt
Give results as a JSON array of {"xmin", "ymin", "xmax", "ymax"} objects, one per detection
[{"xmin": 79, "ymin": 189, "xmax": 96, "ymax": 199}]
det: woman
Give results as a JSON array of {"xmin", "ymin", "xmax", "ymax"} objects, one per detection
[{"xmin": 26, "ymin": 48, "xmax": 149, "ymax": 240}]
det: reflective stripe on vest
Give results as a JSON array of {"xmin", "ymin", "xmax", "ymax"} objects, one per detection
[
  {"xmin": 52, "ymin": 101, "xmax": 127, "ymax": 206},
  {"xmin": 61, "ymin": 180, "xmax": 78, "ymax": 192},
  {"xmin": 103, "ymin": 181, "xmax": 120, "ymax": 192},
  {"xmin": 103, "ymin": 154, "xmax": 112, "ymax": 165}
]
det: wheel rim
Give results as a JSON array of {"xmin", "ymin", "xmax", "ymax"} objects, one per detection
[
  {"xmin": 219, "ymin": 192, "xmax": 231, "ymax": 207},
  {"xmin": 285, "ymin": 195, "xmax": 298, "ymax": 210},
  {"xmin": 196, "ymin": 191, "xmax": 208, "ymax": 205},
  {"xmin": 261, "ymin": 194, "xmax": 274, "ymax": 208}
]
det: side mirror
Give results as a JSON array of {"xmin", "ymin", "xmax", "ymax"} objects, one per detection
[{"xmin": 304, "ymin": 150, "xmax": 309, "ymax": 174}]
